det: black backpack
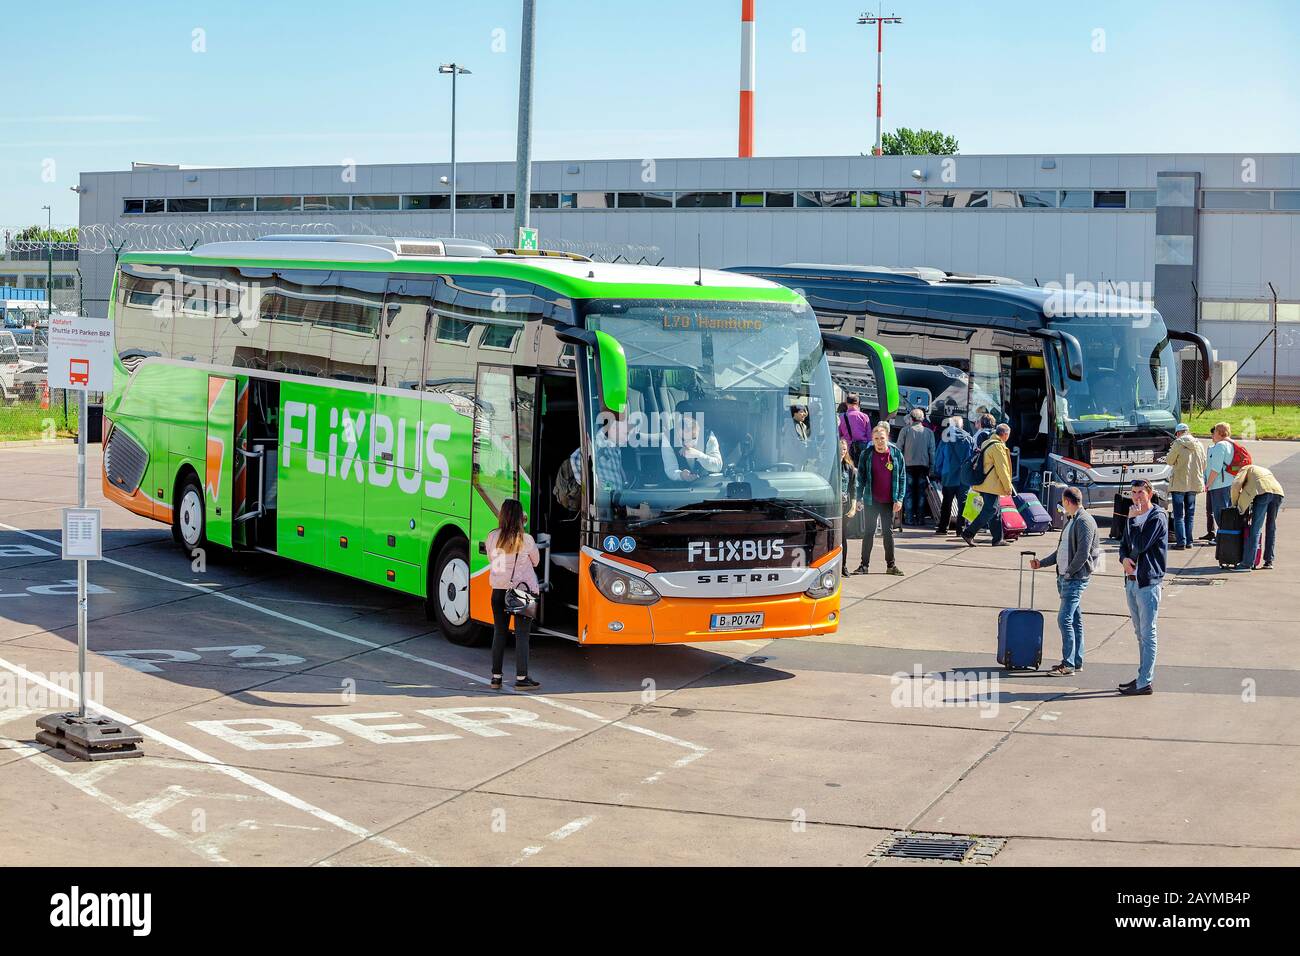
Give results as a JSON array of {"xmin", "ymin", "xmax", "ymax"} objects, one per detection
[{"xmin": 959, "ymin": 439, "xmax": 993, "ymax": 487}]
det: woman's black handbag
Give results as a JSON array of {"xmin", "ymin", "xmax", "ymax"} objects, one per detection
[{"xmin": 502, "ymin": 550, "xmax": 538, "ymax": 619}]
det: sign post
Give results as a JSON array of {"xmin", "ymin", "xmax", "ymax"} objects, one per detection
[{"xmin": 35, "ymin": 315, "xmax": 143, "ymax": 760}]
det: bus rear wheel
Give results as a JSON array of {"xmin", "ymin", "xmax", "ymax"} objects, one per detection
[
  {"xmin": 172, "ymin": 476, "xmax": 207, "ymax": 552},
  {"xmin": 429, "ymin": 538, "xmax": 487, "ymax": 647}
]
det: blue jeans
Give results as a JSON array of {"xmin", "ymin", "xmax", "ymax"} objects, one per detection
[
  {"xmin": 1171, "ymin": 491, "xmax": 1196, "ymax": 547},
  {"xmin": 1055, "ymin": 576, "xmax": 1088, "ymax": 668},
  {"xmin": 965, "ymin": 491, "xmax": 1004, "ymax": 543},
  {"xmin": 1124, "ymin": 578, "xmax": 1161, "ymax": 688},
  {"xmin": 1241, "ymin": 492, "xmax": 1282, "ymax": 568},
  {"xmin": 1206, "ymin": 486, "xmax": 1230, "ymax": 535}
]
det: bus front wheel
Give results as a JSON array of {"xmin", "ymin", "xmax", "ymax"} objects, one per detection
[
  {"xmin": 172, "ymin": 476, "xmax": 207, "ymax": 552},
  {"xmin": 429, "ymin": 538, "xmax": 487, "ymax": 647}
]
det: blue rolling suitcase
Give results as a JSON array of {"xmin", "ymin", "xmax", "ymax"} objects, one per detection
[
  {"xmin": 1013, "ymin": 492, "xmax": 1052, "ymax": 535},
  {"xmin": 997, "ymin": 551, "xmax": 1043, "ymax": 671}
]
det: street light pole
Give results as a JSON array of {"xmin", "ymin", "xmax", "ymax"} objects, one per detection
[
  {"xmin": 513, "ymin": 0, "xmax": 537, "ymax": 238},
  {"xmin": 439, "ymin": 63, "xmax": 471, "ymax": 238}
]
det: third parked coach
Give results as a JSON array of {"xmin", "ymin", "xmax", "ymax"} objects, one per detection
[{"xmin": 729, "ymin": 263, "xmax": 1212, "ymax": 518}]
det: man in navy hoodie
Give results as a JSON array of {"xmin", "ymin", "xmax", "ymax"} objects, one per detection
[{"xmin": 1117, "ymin": 479, "xmax": 1168, "ymax": 696}]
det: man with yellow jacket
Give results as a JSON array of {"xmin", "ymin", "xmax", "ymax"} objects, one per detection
[
  {"xmin": 960, "ymin": 423, "xmax": 1015, "ymax": 547},
  {"xmin": 1231, "ymin": 464, "xmax": 1285, "ymax": 571}
]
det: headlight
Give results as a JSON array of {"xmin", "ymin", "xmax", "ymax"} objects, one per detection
[
  {"xmin": 805, "ymin": 566, "xmax": 839, "ymax": 599},
  {"xmin": 1057, "ymin": 464, "xmax": 1091, "ymax": 487},
  {"xmin": 589, "ymin": 561, "xmax": 659, "ymax": 605}
]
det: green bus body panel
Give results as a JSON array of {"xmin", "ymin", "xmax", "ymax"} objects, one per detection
[
  {"xmin": 324, "ymin": 469, "xmax": 365, "ymax": 578},
  {"xmin": 276, "ymin": 379, "xmax": 474, "ymax": 597},
  {"xmin": 204, "ymin": 375, "xmax": 236, "ymax": 548}
]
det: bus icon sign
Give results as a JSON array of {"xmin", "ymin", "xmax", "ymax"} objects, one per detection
[{"xmin": 47, "ymin": 314, "xmax": 114, "ymax": 392}]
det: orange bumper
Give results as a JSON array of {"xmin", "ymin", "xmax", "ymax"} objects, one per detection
[{"xmin": 579, "ymin": 551, "xmax": 841, "ymax": 645}]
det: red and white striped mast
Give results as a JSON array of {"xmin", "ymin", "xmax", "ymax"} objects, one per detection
[
  {"xmin": 739, "ymin": 0, "xmax": 756, "ymax": 157},
  {"xmin": 858, "ymin": 10, "xmax": 902, "ymax": 156}
]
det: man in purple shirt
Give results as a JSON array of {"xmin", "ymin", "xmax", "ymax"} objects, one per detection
[{"xmin": 838, "ymin": 394, "xmax": 873, "ymax": 459}]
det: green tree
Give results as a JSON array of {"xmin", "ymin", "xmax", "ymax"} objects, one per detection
[
  {"xmin": 880, "ymin": 128, "xmax": 959, "ymax": 156},
  {"xmin": 13, "ymin": 225, "xmax": 77, "ymax": 243}
]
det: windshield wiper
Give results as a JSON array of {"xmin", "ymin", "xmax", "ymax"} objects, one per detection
[
  {"xmin": 765, "ymin": 497, "xmax": 834, "ymax": 529},
  {"xmin": 628, "ymin": 507, "xmax": 736, "ymax": 530}
]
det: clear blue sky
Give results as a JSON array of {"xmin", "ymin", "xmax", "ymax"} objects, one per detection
[{"xmin": 3, "ymin": 0, "xmax": 1298, "ymax": 229}]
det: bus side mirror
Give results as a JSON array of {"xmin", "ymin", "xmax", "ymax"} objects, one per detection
[
  {"xmin": 1035, "ymin": 330, "xmax": 1084, "ymax": 382},
  {"xmin": 820, "ymin": 332, "xmax": 900, "ymax": 419},
  {"xmin": 1057, "ymin": 332, "xmax": 1084, "ymax": 381},
  {"xmin": 1166, "ymin": 330, "xmax": 1213, "ymax": 381},
  {"xmin": 554, "ymin": 326, "xmax": 628, "ymax": 416}
]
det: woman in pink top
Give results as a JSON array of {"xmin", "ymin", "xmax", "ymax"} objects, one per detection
[{"xmin": 486, "ymin": 498, "xmax": 541, "ymax": 690}]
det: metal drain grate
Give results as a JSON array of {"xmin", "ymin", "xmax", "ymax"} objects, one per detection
[
  {"xmin": 870, "ymin": 831, "xmax": 1007, "ymax": 865},
  {"xmin": 1168, "ymin": 578, "xmax": 1223, "ymax": 586},
  {"xmin": 883, "ymin": 837, "xmax": 976, "ymax": 861}
]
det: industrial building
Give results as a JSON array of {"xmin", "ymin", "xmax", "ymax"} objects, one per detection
[{"xmin": 77, "ymin": 153, "xmax": 1300, "ymax": 386}]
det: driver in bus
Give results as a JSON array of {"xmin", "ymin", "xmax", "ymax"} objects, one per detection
[{"xmin": 660, "ymin": 412, "xmax": 722, "ymax": 482}]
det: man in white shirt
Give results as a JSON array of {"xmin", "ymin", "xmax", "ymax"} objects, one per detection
[{"xmin": 660, "ymin": 413, "xmax": 722, "ymax": 481}]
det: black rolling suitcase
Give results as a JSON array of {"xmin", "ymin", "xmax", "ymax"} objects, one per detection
[
  {"xmin": 1215, "ymin": 507, "xmax": 1246, "ymax": 568},
  {"xmin": 1109, "ymin": 492, "xmax": 1130, "ymax": 540},
  {"xmin": 926, "ymin": 478, "xmax": 944, "ymax": 527}
]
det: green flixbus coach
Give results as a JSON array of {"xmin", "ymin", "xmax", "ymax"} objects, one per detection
[{"xmin": 101, "ymin": 235, "xmax": 899, "ymax": 646}]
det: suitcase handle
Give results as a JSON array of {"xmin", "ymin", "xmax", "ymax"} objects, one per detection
[{"xmin": 1018, "ymin": 550, "xmax": 1036, "ymax": 609}]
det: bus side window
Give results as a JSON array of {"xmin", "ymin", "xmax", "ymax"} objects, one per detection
[
  {"xmin": 323, "ymin": 271, "xmax": 384, "ymax": 384},
  {"xmin": 380, "ymin": 278, "xmax": 433, "ymax": 391},
  {"xmin": 211, "ymin": 267, "xmax": 272, "ymax": 370},
  {"xmin": 116, "ymin": 266, "xmax": 176, "ymax": 363},
  {"xmin": 172, "ymin": 266, "xmax": 229, "ymax": 365},
  {"xmin": 424, "ymin": 275, "xmax": 545, "ymax": 392}
]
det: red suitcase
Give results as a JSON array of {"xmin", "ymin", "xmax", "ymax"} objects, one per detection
[{"xmin": 998, "ymin": 495, "xmax": 1027, "ymax": 541}]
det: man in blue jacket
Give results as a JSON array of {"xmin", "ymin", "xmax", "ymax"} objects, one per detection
[
  {"xmin": 1118, "ymin": 479, "xmax": 1168, "ymax": 696},
  {"xmin": 932, "ymin": 416, "xmax": 975, "ymax": 535}
]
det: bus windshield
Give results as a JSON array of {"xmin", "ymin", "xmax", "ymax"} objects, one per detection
[
  {"xmin": 581, "ymin": 298, "xmax": 838, "ymax": 523},
  {"xmin": 1052, "ymin": 313, "xmax": 1180, "ymax": 435}
]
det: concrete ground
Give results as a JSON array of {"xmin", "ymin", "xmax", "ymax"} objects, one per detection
[{"xmin": 0, "ymin": 440, "xmax": 1296, "ymax": 867}]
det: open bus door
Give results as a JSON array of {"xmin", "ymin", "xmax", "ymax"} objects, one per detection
[
  {"xmin": 467, "ymin": 364, "xmax": 536, "ymax": 640},
  {"xmin": 204, "ymin": 374, "xmax": 238, "ymax": 548}
]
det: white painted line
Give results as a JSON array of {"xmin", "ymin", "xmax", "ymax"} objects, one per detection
[
  {"xmin": 549, "ymin": 815, "xmax": 595, "ymax": 841},
  {"xmin": 0, "ymin": 520, "xmax": 711, "ymax": 764},
  {"xmin": 0, "ymin": 654, "xmax": 435, "ymax": 866},
  {"xmin": 509, "ymin": 815, "xmax": 595, "ymax": 866},
  {"xmin": 526, "ymin": 691, "xmax": 710, "ymax": 759}
]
